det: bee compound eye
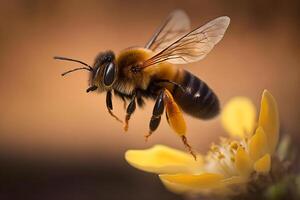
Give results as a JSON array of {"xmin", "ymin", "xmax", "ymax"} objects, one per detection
[{"xmin": 103, "ymin": 62, "xmax": 116, "ymax": 86}]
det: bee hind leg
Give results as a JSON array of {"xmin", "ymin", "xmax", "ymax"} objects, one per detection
[
  {"xmin": 163, "ymin": 89, "xmax": 197, "ymax": 160},
  {"xmin": 145, "ymin": 90, "xmax": 165, "ymax": 141},
  {"xmin": 106, "ymin": 91, "xmax": 123, "ymax": 123},
  {"xmin": 124, "ymin": 92, "xmax": 137, "ymax": 132}
]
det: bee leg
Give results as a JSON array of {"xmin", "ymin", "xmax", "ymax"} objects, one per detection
[
  {"xmin": 136, "ymin": 91, "xmax": 145, "ymax": 108},
  {"xmin": 86, "ymin": 85, "xmax": 98, "ymax": 93},
  {"xmin": 145, "ymin": 90, "xmax": 164, "ymax": 141},
  {"xmin": 106, "ymin": 91, "xmax": 123, "ymax": 123},
  {"xmin": 121, "ymin": 96, "xmax": 127, "ymax": 110},
  {"xmin": 163, "ymin": 89, "xmax": 197, "ymax": 160},
  {"xmin": 124, "ymin": 92, "xmax": 137, "ymax": 132}
]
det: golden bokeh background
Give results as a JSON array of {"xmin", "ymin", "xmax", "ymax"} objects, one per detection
[{"xmin": 0, "ymin": 0, "xmax": 299, "ymax": 199}]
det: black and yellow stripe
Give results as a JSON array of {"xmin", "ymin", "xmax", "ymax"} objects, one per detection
[{"xmin": 171, "ymin": 69, "xmax": 220, "ymax": 119}]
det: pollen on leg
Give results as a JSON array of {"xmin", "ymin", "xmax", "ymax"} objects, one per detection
[{"xmin": 181, "ymin": 135, "xmax": 197, "ymax": 160}]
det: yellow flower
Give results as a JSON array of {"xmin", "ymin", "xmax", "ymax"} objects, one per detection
[{"xmin": 125, "ymin": 90, "xmax": 279, "ymax": 197}]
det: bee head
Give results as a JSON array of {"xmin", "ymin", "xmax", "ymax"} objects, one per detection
[
  {"xmin": 91, "ymin": 51, "xmax": 117, "ymax": 90},
  {"xmin": 54, "ymin": 51, "xmax": 117, "ymax": 93}
]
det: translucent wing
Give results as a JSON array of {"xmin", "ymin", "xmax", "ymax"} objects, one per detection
[
  {"xmin": 145, "ymin": 10, "xmax": 191, "ymax": 53},
  {"xmin": 143, "ymin": 16, "xmax": 230, "ymax": 67}
]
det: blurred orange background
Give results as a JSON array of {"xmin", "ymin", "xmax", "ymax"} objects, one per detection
[{"xmin": 0, "ymin": 0, "xmax": 299, "ymax": 199}]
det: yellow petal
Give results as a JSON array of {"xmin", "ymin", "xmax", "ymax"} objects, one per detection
[
  {"xmin": 159, "ymin": 176, "xmax": 191, "ymax": 194},
  {"xmin": 160, "ymin": 174, "xmax": 246, "ymax": 195},
  {"xmin": 254, "ymin": 154, "xmax": 271, "ymax": 173},
  {"xmin": 159, "ymin": 173, "xmax": 224, "ymax": 190},
  {"xmin": 235, "ymin": 146, "xmax": 253, "ymax": 176},
  {"xmin": 221, "ymin": 176, "xmax": 248, "ymax": 186},
  {"xmin": 125, "ymin": 145, "xmax": 202, "ymax": 174},
  {"xmin": 221, "ymin": 97, "xmax": 256, "ymax": 138},
  {"xmin": 248, "ymin": 127, "xmax": 269, "ymax": 161},
  {"xmin": 258, "ymin": 90, "xmax": 279, "ymax": 154}
]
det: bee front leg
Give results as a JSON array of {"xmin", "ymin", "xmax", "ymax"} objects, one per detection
[
  {"xmin": 86, "ymin": 85, "xmax": 98, "ymax": 93},
  {"xmin": 124, "ymin": 92, "xmax": 137, "ymax": 132},
  {"xmin": 106, "ymin": 91, "xmax": 123, "ymax": 123},
  {"xmin": 145, "ymin": 90, "xmax": 165, "ymax": 141}
]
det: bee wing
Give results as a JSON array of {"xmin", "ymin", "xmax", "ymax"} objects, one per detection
[
  {"xmin": 143, "ymin": 16, "xmax": 230, "ymax": 67},
  {"xmin": 145, "ymin": 10, "xmax": 191, "ymax": 53}
]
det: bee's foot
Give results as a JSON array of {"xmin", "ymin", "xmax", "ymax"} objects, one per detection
[
  {"xmin": 123, "ymin": 119, "xmax": 129, "ymax": 132},
  {"xmin": 144, "ymin": 132, "xmax": 152, "ymax": 142},
  {"xmin": 123, "ymin": 124, "xmax": 128, "ymax": 132},
  {"xmin": 181, "ymin": 135, "xmax": 197, "ymax": 161},
  {"xmin": 123, "ymin": 114, "xmax": 131, "ymax": 132}
]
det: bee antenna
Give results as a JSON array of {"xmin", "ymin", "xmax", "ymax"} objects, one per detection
[
  {"xmin": 61, "ymin": 67, "xmax": 92, "ymax": 76},
  {"xmin": 54, "ymin": 56, "xmax": 93, "ymax": 71}
]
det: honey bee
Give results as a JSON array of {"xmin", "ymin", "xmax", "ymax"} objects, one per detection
[{"xmin": 54, "ymin": 10, "xmax": 230, "ymax": 158}]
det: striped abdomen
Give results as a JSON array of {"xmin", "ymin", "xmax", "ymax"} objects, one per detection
[{"xmin": 171, "ymin": 70, "xmax": 220, "ymax": 119}]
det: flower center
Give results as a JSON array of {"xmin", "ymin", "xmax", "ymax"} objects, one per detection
[{"xmin": 204, "ymin": 138, "xmax": 248, "ymax": 177}]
